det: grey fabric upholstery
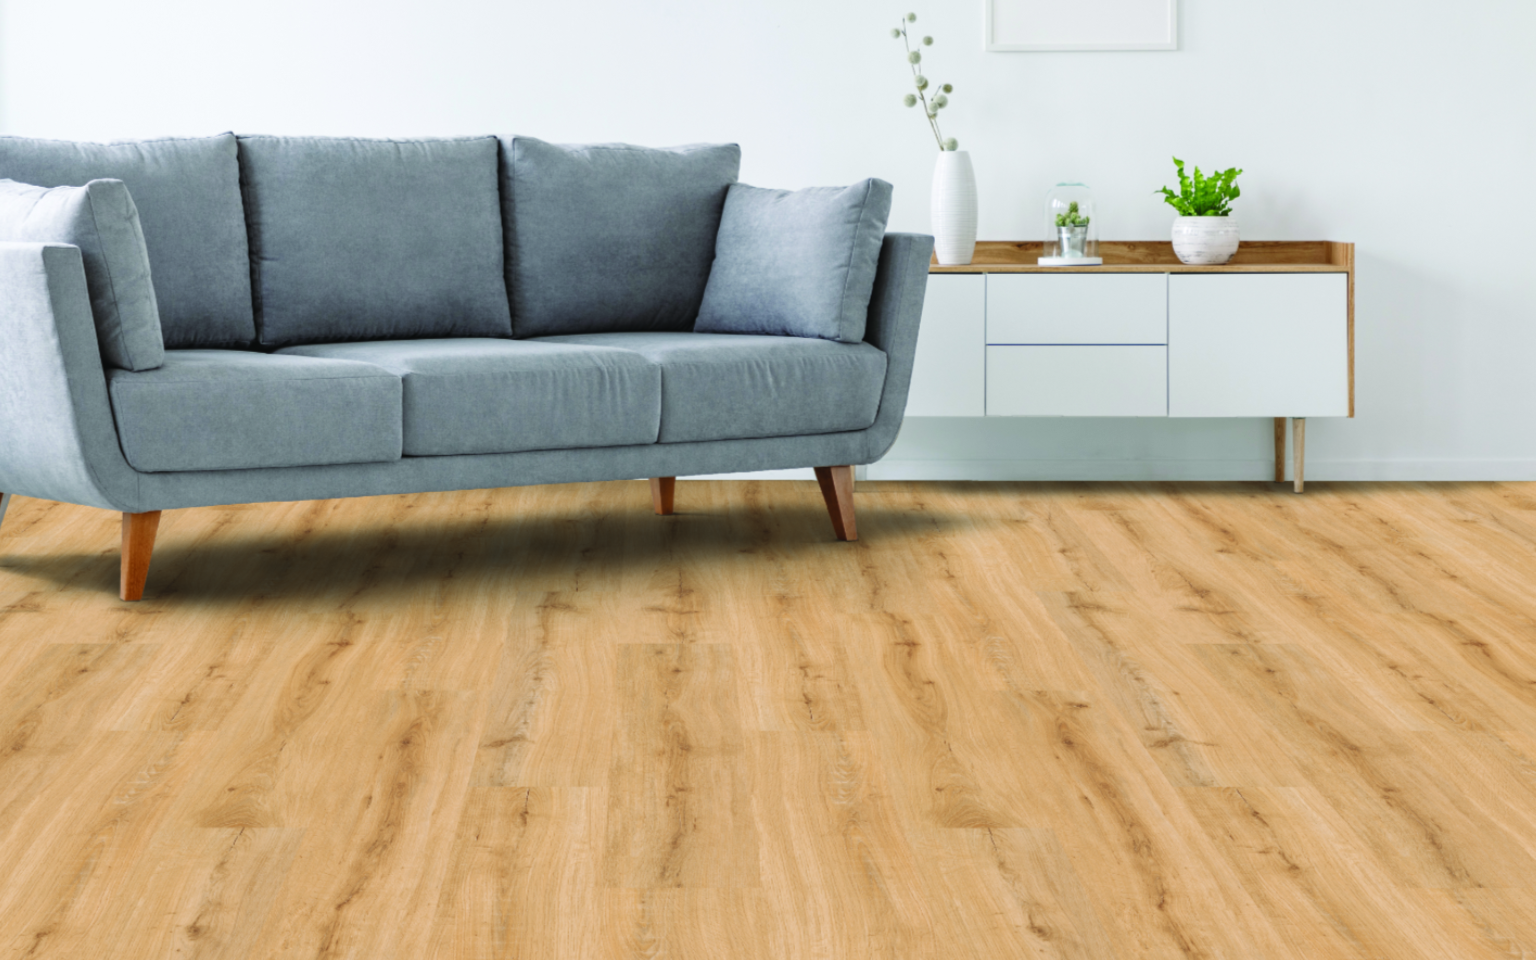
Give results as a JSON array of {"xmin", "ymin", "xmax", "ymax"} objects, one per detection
[
  {"xmin": 502, "ymin": 137, "xmax": 740, "ymax": 337},
  {"xmin": 278, "ymin": 339, "xmax": 660, "ymax": 456},
  {"xmin": 0, "ymin": 242, "xmax": 142, "ymax": 510},
  {"xmin": 0, "ymin": 134, "xmax": 255, "ymax": 349},
  {"xmin": 856, "ymin": 233, "xmax": 934, "ymax": 462},
  {"xmin": 126, "ymin": 237, "xmax": 930, "ymax": 514},
  {"xmin": 696, "ymin": 180, "xmax": 893, "ymax": 343},
  {"xmin": 536, "ymin": 332, "xmax": 886, "ymax": 443},
  {"xmin": 133, "ymin": 430, "xmax": 873, "ymax": 511},
  {"xmin": 0, "ymin": 179, "xmax": 163, "ymax": 371},
  {"xmin": 239, "ymin": 136, "xmax": 512, "ymax": 347},
  {"xmin": 0, "ymin": 232, "xmax": 932, "ymax": 515},
  {"xmin": 107, "ymin": 351, "xmax": 402, "ymax": 473}
]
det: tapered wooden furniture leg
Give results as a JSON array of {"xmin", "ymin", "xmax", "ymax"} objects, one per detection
[
  {"xmin": 1273, "ymin": 418, "xmax": 1287, "ymax": 483},
  {"xmin": 650, "ymin": 477, "xmax": 676, "ymax": 516},
  {"xmin": 813, "ymin": 466, "xmax": 857, "ymax": 542},
  {"xmin": 120, "ymin": 511, "xmax": 162, "ymax": 602},
  {"xmin": 1293, "ymin": 418, "xmax": 1306, "ymax": 494}
]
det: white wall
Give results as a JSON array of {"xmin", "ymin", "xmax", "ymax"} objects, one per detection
[{"xmin": 4, "ymin": 0, "xmax": 1534, "ymax": 480}]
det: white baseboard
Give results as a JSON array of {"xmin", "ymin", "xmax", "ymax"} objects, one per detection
[
  {"xmin": 673, "ymin": 460, "xmax": 1536, "ymax": 483},
  {"xmin": 865, "ymin": 458, "xmax": 1536, "ymax": 482},
  {"xmin": 683, "ymin": 468, "xmax": 819, "ymax": 481},
  {"xmin": 867, "ymin": 459, "xmax": 1271, "ymax": 481}
]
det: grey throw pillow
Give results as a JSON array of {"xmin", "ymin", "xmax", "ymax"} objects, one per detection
[
  {"xmin": 502, "ymin": 137, "xmax": 741, "ymax": 338},
  {"xmin": 695, "ymin": 179, "xmax": 893, "ymax": 343},
  {"xmin": 0, "ymin": 133, "xmax": 255, "ymax": 349},
  {"xmin": 239, "ymin": 135, "xmax": 513, "ymax": 347},
  {"xmin": 0, "ymin": 178, "xmax": 164, "ymax": 371}
]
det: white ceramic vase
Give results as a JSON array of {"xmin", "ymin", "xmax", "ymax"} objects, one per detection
[
  {"xmin": 931, "ymin": 150, "xmax": 977, "ymax": 266},
  {"xmin": 1171, "ymin": 216, "xmax": 1241, "ymax": 265}
]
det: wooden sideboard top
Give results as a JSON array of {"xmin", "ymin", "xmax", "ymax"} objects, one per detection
[{"xmin": 930, "ymin": 240, "xmax": 1354, "ymax": 274}]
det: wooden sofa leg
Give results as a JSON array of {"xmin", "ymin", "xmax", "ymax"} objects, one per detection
[
  {"xmin": 814, "ymin": 466, "xmax": 857, "ymax": 542},
  {"xmin": 120, "ymin": 511, "xmax": 162, "ymax": 602},
  {"xmin": 651, "ymin": 477, "xmax": 676, "ymax": 516}
]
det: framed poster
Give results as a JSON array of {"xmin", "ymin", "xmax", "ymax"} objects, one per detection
[{"xmin": 985, "ymin": 0, "xmax": 1178, "ymax": 51}]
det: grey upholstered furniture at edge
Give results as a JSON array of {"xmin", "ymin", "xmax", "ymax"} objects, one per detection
[{"xmin": 0, "ymin": 133, "xmax": 932, "ymax": 600}]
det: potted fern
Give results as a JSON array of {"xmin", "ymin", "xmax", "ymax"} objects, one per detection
[{"xmin": 1157, "ymin": 158, "xmax": 1243, "ymax": 265}]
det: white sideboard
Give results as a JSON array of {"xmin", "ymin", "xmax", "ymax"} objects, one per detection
[{"xmin": 905, "ymin": 241, "xmax": 1356, "ymax": 491}]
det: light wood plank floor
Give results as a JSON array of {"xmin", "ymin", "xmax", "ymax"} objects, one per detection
[{"xmin": 1, "ymin": 480, "xmax": 1535, "ymax": 959}]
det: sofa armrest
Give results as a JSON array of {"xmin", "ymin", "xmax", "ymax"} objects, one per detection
[
  {"xmin": 860, "ymin": 232, "xmax": 934, "ymax": 463},
  {"xmin": 0, "ymin": 242, "xmax": 140, "ymax": 511}
]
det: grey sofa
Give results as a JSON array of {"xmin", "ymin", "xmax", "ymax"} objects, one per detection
[{"xmin": 0, "ymin": 133, "xmax": 932, "ymax": 600}]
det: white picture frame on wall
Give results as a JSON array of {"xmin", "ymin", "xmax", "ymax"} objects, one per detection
[{"xmin": 985, "ymin": 0, "xmax": 1178, "ymax": 52}]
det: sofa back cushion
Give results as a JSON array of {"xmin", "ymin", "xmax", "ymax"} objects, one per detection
[
  {"xmin": 502, "ymin": 137, "xmax": 740, "ymax": 338},
  {"xmin": 0, "ymin": 178, "xmax": 165, "ymax": 371},
  {"xmin": 238, "ymin": 135, "xmax": 512, "ymax": 347},
  {"xmin": 695, "ymin": 179, "xmax": 893, "ymax": 344},
  {"xmin": 0, "ymin": 133, "xmax": 255, "ymax": 349}
]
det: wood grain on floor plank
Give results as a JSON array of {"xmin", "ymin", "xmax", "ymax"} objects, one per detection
[{"xmin": 1, "ymin": 479, "xmax": 1535, "ymax": 958}]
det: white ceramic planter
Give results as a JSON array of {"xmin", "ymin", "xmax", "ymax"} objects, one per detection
[
  {"xmin": 931, "ymin": 150, "xmax": 977, "ymax": 266},
  {"xmin": 1171, "ymin": 216, "xmax": 1240, "ymax": 265}
]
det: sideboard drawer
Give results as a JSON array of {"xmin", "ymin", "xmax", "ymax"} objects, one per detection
[
  {"xmin": 987, "ymin": 346, "xmax": 1168, "ymax": 417},
  {"xmin": 987, "ymin": 274, "xmax": 1167, "ymax": 345}
]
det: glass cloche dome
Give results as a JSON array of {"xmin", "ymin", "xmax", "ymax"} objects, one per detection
[{"xmin": 1038, "ymin": 183, "xmax": 1102, "ymax": 266}]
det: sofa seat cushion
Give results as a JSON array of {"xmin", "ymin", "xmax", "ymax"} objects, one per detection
[
  {"xmin": 502, "ymin": 138, "xmax": 740, "ymax": 337},
  {"xmin": 536, "ymin": 332, "xmax": 887, "ymax": 443},
  {"xmin": 239, "ymin": 136, "xmax": 512, "ymax": 347},
  {"xmin": 277, "ymin": 339, "xmax": 660, "ymax": 456},
  {"xmin": 0, "ymin": 178, "xmax": 164, "ymax": 371},
  {"xmin": 0, "ymin": 133, "xmax": 255, "ymax": 348},
  {"xmin": 107, "ymin": 351, "xmax": 402, "ymax": 473}
]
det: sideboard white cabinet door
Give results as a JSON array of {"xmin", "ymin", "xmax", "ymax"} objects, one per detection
[
  {"xmin": 1169, "ymin": 274, "xmax": 1349, "ymax": 418},
  {"xmin": 906, "ymin": 274, "xmax": 986, "ymax": 417}
]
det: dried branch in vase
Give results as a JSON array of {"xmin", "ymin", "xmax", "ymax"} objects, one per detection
[{"xmin": 891, "ymin": 13, "xmax": 958, "ymax": 152}]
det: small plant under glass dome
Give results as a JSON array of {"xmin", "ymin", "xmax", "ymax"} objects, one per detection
[{"xmin": 1038, "ymin": 183, "xmax": 1102, "ymax": 266}]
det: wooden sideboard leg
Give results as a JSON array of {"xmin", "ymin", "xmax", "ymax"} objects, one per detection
[
  {"xmin": 120, "ymin": 511, "xmax": 162, "ymax": 602},
  {"xmin": 0, "ymin": 493, "xmax": 11, "ymax": 534},
  {"xmin": 1273, "ymin": 419, "xmax": 1287, "ymax": 483},
  {"xmin": 650, "ymin": 477, "xmax": 676, "ymax": 516},
  {"xmin": 1293, "ymin": 419, "xmax": 1307, "ymax": 494},
  {"xmin": 814, "ymin": 466, "xmax": 857, "ymax": 542}
]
